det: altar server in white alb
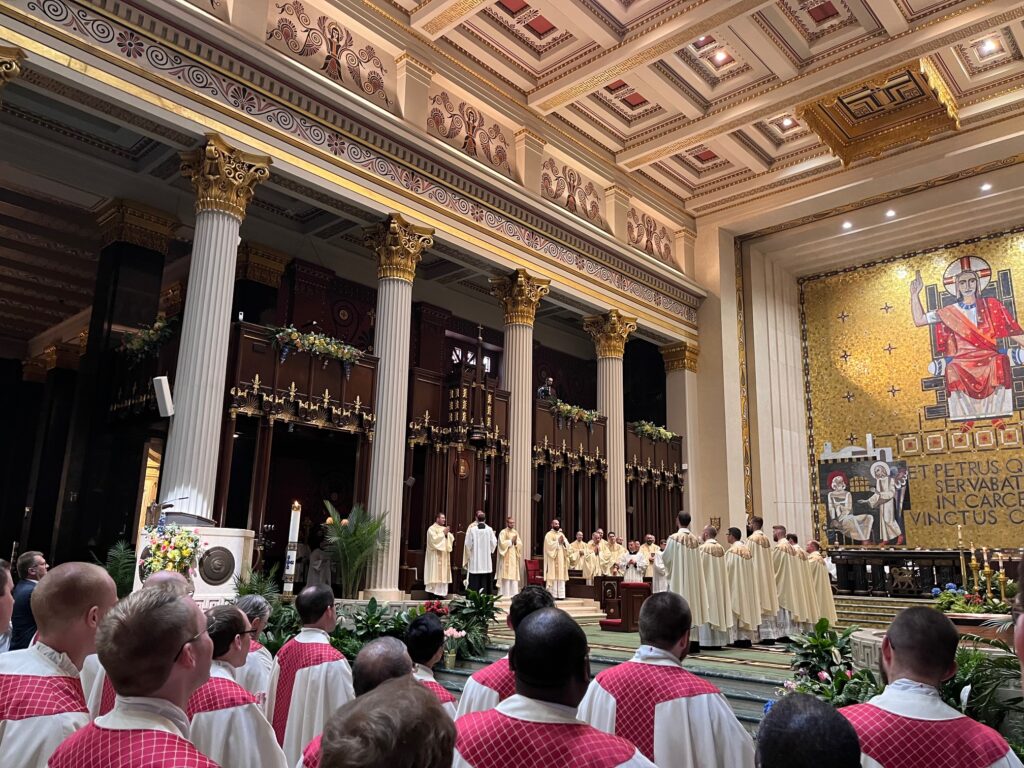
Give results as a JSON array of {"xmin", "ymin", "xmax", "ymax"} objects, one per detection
[
  {"xmin": 842, "ymin": 607, "xmax": 1022, "ymax": 768},
  {"xmin": 425, "ymin": 514, "xmax": 455, "ymax": 598},
  {"xmin": 456, "ymin": 586, "xmax": 554, "ymax": 718},
  {"xmin": 187, "ymin": 605, "xmax": 287, "ymax": 768},
  {"xmin": 0, "ymin": 563, "xmax": 117, "ymax": 768},
  {"xmin": 266, "ymin": 584, "xmax": 354, "ymax": 766},
  {"xmin": 454, "ymin": 608, "xmax": 655, "ymax": 768},
  {"xmin": 619, "ymin": 541, "xmax": 648, "ymax": 583},
  {"xmin": 579, "ymin": 592, "xmax": 754, "ymax": 768},
  {"xmin": 233, "ymin": 594, "xmax": 274, "ymax": 702},
  {"xmin": 463, "ymin": 511, "xmax": 498, "ymax": 594}
]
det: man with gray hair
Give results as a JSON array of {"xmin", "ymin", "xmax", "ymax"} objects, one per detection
[{"xmin": 234, "ymin": 594, "xmax": 274, "ymax": 701}]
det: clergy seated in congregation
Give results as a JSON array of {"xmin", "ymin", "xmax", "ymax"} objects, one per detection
[
  {"xmin": 0, "ymin": 563, "xmax": 117, "ymax": 768},
  {"xmin": 186, "ymin": 605, "xmax": 287, "ymax": 768},
  {"xmin": 318, "ymin": 677, "xmax": 455, "ymax": 768},
  {"xmin": 406, "ymin": 613, "xmax": 457, "ymax": 717},
  {"xmin": 454, "ymin": 607, "xmax": 656, "ymax": 768},
  {"xmin": 578, "ymin": 591, "xmax": 754, "ymax": 768},
  {"xmin": 232, "ymin": 595, "xmax": 274, "ymax": 703},
  {"xmin": 48, "ymin": 587, "xmax": 218, "ymax": 768},
  {"xmin": 757, "ymin": 693, "xmax": 860, "ymax": 768},
  {"xmin": 662, "ymin": 511, "xmax": 709, "ymax": 652},
  {"xmin": 841, "ymin": 607, "xmax": 1023, "ymax": 768},
  {"xmin": 82, "ymin": 570, "xmax": 194, "ymax": 720},
  {"xmin": 266, "ymin": 584, "xmax": 354, "ymax": 767},
  {"xmin": 456, "ymin": 585, "xmax": 555, "ymax": 717},
  {"xmin": 299, "ymin": 636, "xmax": 415, "ymax": 768}
]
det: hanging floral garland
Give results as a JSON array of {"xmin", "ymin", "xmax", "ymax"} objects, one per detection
[
  {"xmin": 120, "ymin": 313, "xmax": 175, "ymax": 363},
  {"xmin": 550, "ymin": 398, "xmax": 601, "ymax": 425},
  {"xmin": 632, "ymin": 420, "xmax": 678, "ymax": 442},
  {"xmin": 269, "ymin": 325, "xmax": 363, "ymax": 376}
]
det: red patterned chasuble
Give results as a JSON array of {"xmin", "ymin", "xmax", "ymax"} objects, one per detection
[
  {"xmin": 48, "ymin": 725, "xmax": 220, "ymax": 768},
  {"xmin": 186, "ymin": 677, "xmax": 257, "ymax": 717},
  {"xmin": 271, "ymin": 638, "xmax": 345, "ymax": 745},
  {"xmin": 0, "ymin": 673, "xmax": 87, "ymax": 721},
  {"xmin": 469, "ymin": 657, "xmax": 515, "ymax": 702}
]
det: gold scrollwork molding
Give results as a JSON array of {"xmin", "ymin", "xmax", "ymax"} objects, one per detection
[
  {"xmin": 0, "ymin": 45, "xmax": 25, "ymax": 93},
  {"xmin": 362, "ymin": 213, "xmax": 435, "ymax": 283},
  {"xmin": 489, "ymin": 268, "xmax": 550, "ymax": 326},
  {"xmin": 583, "ymin": 309, "xmax": 637, "ymax": 359},
  {"xmin": 237, "ymin": 243, "xmax": 290, "ymax": 288},
  {"xmin": 660, "ymin": 341, "xmax": 698, "ymax": 373},
  {"xmin": 180, "ymin": 134, "xmax": 271, "ymax": 221},
  {"xmin": 95, "ymin": 199, "xmax": 179, "ymax": 255}
]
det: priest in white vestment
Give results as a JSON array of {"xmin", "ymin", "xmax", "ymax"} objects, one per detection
[
  {"xmin": 579, "ymin": 592, "xmax": 754, "ymax": 768},
  {"xmin": 806, "ymin": 540, "xmax": 838, "ymax": 625},
  {"xmin": 463, "ymin": 511, "xmax": 498, "ymax": 594},
  {"xmin": 698, "ymin": 527, "xmax": 732, "ymax": 648},
  {"xmin": 746, "ymin": 517, "xmax": 782, "ymax": 640},
  {"xmin": 454, "ymin": 608, "xmax": 655, "ymax": 768},
  {"xmin": 496, "ymin": 517, "xmax": 522, "ymax": 598},
  {"xmin": 568, "ymin": 532, "xmax": 589, "ymax": 571},
  {"xmin": 619, "ymin": 541, "xmax": 647, "ymax": 583},
  {"xmin": 0, "ymin": 563, "xmax": 117, "ymax": 768},
  {"xmin": 425, "ymin": 514, "xmax": 455, "ymax": 597},
  {"xmin": 602, "ymin": 533, "xmax": 626, "ymax": 576},
  {"xmin": 724, "ymin": 528, "xmax": 760, "ymax": 645},
  {"xmin": 638, "ymin": 534, "xmax": 660, "ymax": 563},
  {"xmin": 662, "ymin": 511, "xmax": 709, "ymax": 644},
  {"xmin": 234, "ymin": 594, "xmax": 275, "ymax": 703},
  {"xmin": 49, "ymin": 588, "xmax": 219, "ymax": 768},
  {"xmin": 650, "ymin": 550, "xmax": 668, "ymax": 593},
  {"xmin": 580, "ymin": 532, "xmax": 604, "ymax": 585},
  {"xmin": 771, "ymin": 527, "xmax": 810, "ymax": 636},
  {"xmin": 187, "ymin": 605, "xmax": 287, "ymax": 768},
  {"xmin": 406, "ymin": 613, "xmax": 457, "ymax": 718},
  {"xmin": 841, "ymin": 607, "xmax": 1022, "ymax": 768},
  {"xmin": 542, "ymin": 519, "xmax": 570, "ymax": 599},
  {"xmin": 266, "ymin": 585, "xmax": 354, "ymax": 767}
]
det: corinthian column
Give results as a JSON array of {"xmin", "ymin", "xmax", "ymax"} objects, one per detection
[
  {"xmin": 583, "ymin": 309, "xmax": 637, "ymax": 539},
  {"xmin": 161, "ymin": 135, "xmax": 270, "ymax": 521},
  {"xmin": 489, "ymin": 269, "xmax": 550, "ymax": 559},
  {"xmin": 363, "ymin": 214, "xmax": 434, "ymax": 599}
]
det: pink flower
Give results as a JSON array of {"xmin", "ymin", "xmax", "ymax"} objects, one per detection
[
  {"xmin": 846, "ymin": 669, "xmax": 853, "ymax": 679},
  {"xmin": 817, "ymin": 671, "xmax": 830, "ymax": 682}
]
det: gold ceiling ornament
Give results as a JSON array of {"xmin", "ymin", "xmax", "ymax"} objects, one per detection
[
  {"xmin": 0, "ymin": 45, "xmax": 25, "ymax": 92},
  {"xmin": 236, "ymin": 243, "xmax": 290, "ymax": 288},
  {"xmin": 489, "ymin": 269, "xmax": 551, "ymax": 326},
  {"xmin": 362, "ymin": 213, "xmax": 435, "ymax": 283},
  {"xmin": 660, "ymin": 341, "xmax": 699, "ymax": 373},
  {"xmin": 796, "ymin": 58, "xmax": 960, "ymax": 167},
  {"xmin": 21, "ymin": 357, "xmax": 46, "ymax": 384},
  {"xmin": 180, "ymin": 134, "xmax": 271, "ymax": 221},
  {"xmin": 95, "ymin": 199, "xmax": 179, "ymax": 255},
  {"xmin": 583, "ymin": 309, "xmax": 638, "ymax": 359}
]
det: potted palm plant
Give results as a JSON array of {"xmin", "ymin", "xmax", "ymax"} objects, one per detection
[{"xmin": 323, "ymin": 502, "xmax": 390, "ymax": 599}]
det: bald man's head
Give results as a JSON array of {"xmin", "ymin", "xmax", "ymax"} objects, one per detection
[
  {"xmin": 144, "ymin": 570, "xmax": 191, "ymax": 596},
  {"xmin": 353, "ymin": 636, "xmax": 413, "ymax": 696},
  {"xmin": 32, "ymin": 562, "xmax": 117, "ymax": 636},
  {"xmin": 510, "ymin": 608, "xmax": 589, "ymax": 706}
]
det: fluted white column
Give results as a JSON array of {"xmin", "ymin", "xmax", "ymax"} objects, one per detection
[
  {"xmin": 162, "ymin": 135, "xmax": 270, "ymax": 520},
  {"xmin": 584, "ymin": 310, "xmax": 637, "ymax": 539},
  {"xmin": 363, "ymin": 214, "xmax": 434, "ymax": 599},
  {"xmin": 490, "ymin": 270, "xmax": 550, "ymax": 559},
  {"xmin": 662, "ymin": 342, "xmax": 699, "ymax": 515}
]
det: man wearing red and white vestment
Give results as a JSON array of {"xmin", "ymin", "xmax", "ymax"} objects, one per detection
[
  {"xmin": 842, "ymin": 606, "xmax": 1021, "ymax": 768},
  {"xmin": 0, "ymin": 564, "xmax": 117, "ymax": 768},
  {"xmin": 49, "ymin": 586, "xmax": 219, "ymax": 768},
  {"xmin": 406, "ymin": 612, "xmax": 457, "ymax": 718},
  {"xmin": 578, "ymin": 592, "xmax": 754, "ymax": 768},
  {"xmin": 187, "ymin": 606, "xmax": 286, "ymax": 768},
  {"xmin": 233, "ymin": 595, "xmax": 274, "ymax": 702},
  {"xmin": 266, "ymin": 585, "xmax": 353, "ymax": 766},
  {"xmin": 454, "ymin": 608, "xmax": 655, "ymax": 768},
  {"xmin": 456, "ymin": 585, "xmax": 553, "ymax": 718}
]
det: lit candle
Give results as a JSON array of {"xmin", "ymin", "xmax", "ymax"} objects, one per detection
[
  {"xmin": 983, "ymin": 546, "xmax": 990, "ymax": 566},
  {"xmin": 283, "ymin": 500, "xmax": 301, "ymax": 597}
]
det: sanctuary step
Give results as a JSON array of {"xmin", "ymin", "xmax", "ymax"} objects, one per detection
[
  {"xmin": 833, "ymin": 596, "xmax": 924, "ymax": 631},
  {"xmin": 490, "ymin": 596, "xmax": 606, "ymax": 627}
]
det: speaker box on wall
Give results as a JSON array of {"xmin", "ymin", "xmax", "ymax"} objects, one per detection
[{"xmin": 153, "ymin": 376, "xmax": 174, "ymax": 418}]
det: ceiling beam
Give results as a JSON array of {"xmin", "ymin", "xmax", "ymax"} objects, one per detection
[
  {"xmin": 0, "ymin": 289, "xmax": 81, "ymax": 316},
  {"xmin": 862, "ymin": 0, "xmax": 910, "ymax": 36},
  {"xmin": 533, "ymin": 0, "xmax": 620, "ymax": 49},
  {"xmin": 411, "ymin": 0, "xmax": 494, "ymax": 40},
  {"xmin": 0, "ymin": 272, "xmax": 91, "ymax": 304},
  {"xmin": 726, "ymin": 15, "xmax": 797, "ymax": 80}
]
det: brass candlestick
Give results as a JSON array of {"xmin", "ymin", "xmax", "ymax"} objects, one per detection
[
  {"xmin": 970, "ymin": 544, "xmax": 981, "ymax": 595},
  {"xmin": 982, "ymin": 546, "xmax": 994, "ymax": 600},
  {"xmin": 997, "ymin": 553, "xmax": 1008, "ymax": 603},
  {"xmin": 956, "ymin": 524, "xmax": 968, "ymax": 589}
]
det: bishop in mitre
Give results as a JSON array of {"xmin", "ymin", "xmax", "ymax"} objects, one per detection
[
  {"xmin": 463, "ymin": 510, "xmax": 497, "ymax": 594},
  {"xmin": 698, "ymin": 526, "xmax": 732, "ymax": 648},
  {"xmin": 543, "ymin": 519, "xmax": 570, "ymax": 599},
  {"xmin": 425, "ymin": 513, "xmax": 455, "ymax": 597},
  {"xmin": 663, "ymin": 511, "xmax": 709, "ymax": 648},
  {"xmin": 496, "ymin": 516, "xmax": 522, "ymax": 598},
  {"xmin": 601, "ymin": 532, "xmax": 626, "ymax": 576},
  {"xmin": 806, "ymin": 540, "xmax": 838, "ymax": 625},
  {"xmin": 619, "ymin": 540, "xmax": 648, "ymax": 583},
  {"xmin": 746, "ymin": 517, "xmax": 782, "ymax": 641},
  {"xmin": 724, "ymin": 527, "xmax": 760, "ymax": 645}
]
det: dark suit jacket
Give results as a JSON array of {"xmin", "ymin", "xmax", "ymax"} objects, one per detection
[{"xmin": 10, "ymin": 579, "xmax": 37, "ymax": 650}]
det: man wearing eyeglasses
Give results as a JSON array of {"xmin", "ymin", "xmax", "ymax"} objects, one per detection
[
  {"xmin": 187, "ymin": 605, "xmax": 287, "ymax": 768},
  {"xmin": 49, "ymin": 587, "xmax": 218, "ymax": 767}
]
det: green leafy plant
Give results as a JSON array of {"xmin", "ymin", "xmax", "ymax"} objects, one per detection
[
  {"xmin": 234, "ymin": 564, "xmax": 282, "ymax": 606},
  {"xmin": 120, "ymin": 313, "xmax": 175, "ymax": 363},
  {"xmin": 781, "ymin": 618, "xmax": 881, "ymax": 706},
  {"xmin": 940, "ymin": 636, "xmax": 1024, "ymax": 730},
  {"xmin": 330, "ymin": 627, "xmax": 364, "ymax": 659},
  {"xmin": 324, "ymin": 502, "xmax": 390, "ymax": 600},
  {"xmin": 94, "ymin": 540, "xmax": 138, "ymax": 598},
  {"xmin": 933, "ymin": 583, "xmax": 1011, "ymax": 614},
  {"xmin": 262, "ymin": 603, "xmax": 301, "ymax": 656},
  {"xmin": 446, "ymin": 589, "xmax": 502, "ymax": 659}
]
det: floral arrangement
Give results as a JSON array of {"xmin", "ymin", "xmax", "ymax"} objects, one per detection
[
  {"xmin": 443, "ymin": 627, "xmax": 466, "ymax": 654},
  {"xmin": 140, "ymin": 521, "xmax": 204, "ymax": 577},
  {"xmin": 423, "ymin": 600, "xmax": 450, "ymax": 617},
  {"xmin": 120, "ymin": 313, "xmax": 175, "ymax": 362},
  {"xmin": 550, "ymin": 399, "xmax": 600, "ymax": 425},
  {"xmin": 932, "ymin": 583, "xmax": 1011, "ymax": 614},
  {"xmin": 632, "ymin": 420, "xmax": 677, "ymax": 442},
  {"xmin": 270, "ymin": 325, "xmax": 362, "ymax": 370}
]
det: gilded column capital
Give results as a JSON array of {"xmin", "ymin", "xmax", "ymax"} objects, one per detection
[
  {"xmin": 489, "ymin": 269, "xmax": 550, "ymax": 326},
  {"xmin": 661, "ymin": 341, "xmax": 699, "ymax": 373},
  {"xmin": 96, "ymin": 199, "xmax": 179, "ymax": 255},
  {"xmin": 0, "ymin": 46, "xmax": 25, "ymax": 92},
  {"xmin": 180, "ymin": 134, "xmax": 271, "ymax": 221},
  {"xmin": 583, "ymin": 309, "xmax": 637, "ymax": 359},
  {"xmin": 237, "ymin": 243, "xmax": 290, "ymax": 287},
  {"xmin": 362, "ymin": 213, "xmax": 435, "ymax": 283}
]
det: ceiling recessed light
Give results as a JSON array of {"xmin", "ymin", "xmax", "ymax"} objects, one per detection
[
  {"xmin": 981, "ymin": 183, "xmax": 993, "ymax": 191},
  {"xmin": 842, "ymin": 221, "xmax": 853, "ymax": 230},
  {"xmin": 781, "ymin": 117, "xmax": 794, "ymax": 127},
  {"xmin": 886, "ymin": 210, "xmax": 896, "ymax": 218},
  {"xmin": 714, "ymin": 50, "xmax": 727, "ymax": 62},
  {"xmin": 981, "ymin": 38, "xmax": 998, "ymax": 54},
  {"xmin": 697, "ymin": 36, "xmax": 706, "ymax": 43}
]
